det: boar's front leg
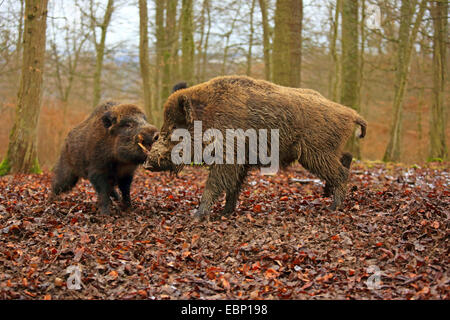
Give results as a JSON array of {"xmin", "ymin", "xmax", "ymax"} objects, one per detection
[
  {"xmin": 51, "ymin": 153, "xmax": 79, "ymax": 197},
  {"xmin": 194, "ymin": 165, "xmax": 226, "ymax": 220},
  {"xmin": 89, "ymin": 172, "xmax": 114, "ymax": 214},
  {"xmin": 118, "ymin": 174, "xmax": 133, "ymax": 210}
]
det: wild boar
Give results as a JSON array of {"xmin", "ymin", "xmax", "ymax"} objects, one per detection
[
  {"xmin": 143, "ymin": 75, "xmax": 367, "ymax": 220},
  {"xmin": 51, "ymin": 101, "xmax": 159, "ymax": 214}
]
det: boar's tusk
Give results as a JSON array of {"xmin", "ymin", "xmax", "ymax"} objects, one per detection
[{"xmin": 138, "ymin": 142, "xmax": 151, "ymax": 155}]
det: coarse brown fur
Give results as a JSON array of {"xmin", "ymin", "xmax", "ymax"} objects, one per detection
[
  {"xmin": 144, "ymin": 75, "xmax": 367, "ymax": 219},
  {"xmin": 51, "ymin": 101, "xmax": 159, "ymax": 214}
]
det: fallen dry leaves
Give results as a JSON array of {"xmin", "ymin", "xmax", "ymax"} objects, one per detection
[{"xmin": 0, "ymin": 161, "xmax": 448, "ymax": 299}]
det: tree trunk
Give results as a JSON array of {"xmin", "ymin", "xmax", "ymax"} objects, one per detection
[
  {"xmin": 273, "ymin": 0, "xmax": 303, "ymax": 87},
  {"xmin": 181, "ymin": 0, "xmax": 194, "ymax": 84},
  {"xmin": 154, "ymin": 0, "xmax": 165, "ymax": 124},
  {"xmin": 162, "ymin": 0, "xmax": 178, "ymax": 102},
  {"xmin": 383, "ymin": 0, "xmax": 426, "ymax": 162},
  {"xmin": 196, "ymin": 0, "xmax": 207, "ymax": 82},
  {"xmin": 340, "ymin": 0, "xmax": 360, "ymax": 158},
  {"xmin": 139, "ymin": 0, "xmax": 153, "ymax": 122},
  {"xmin": 258, "ymin": 0, "xmax": 271, "ymax": 81},
  {"xmin": 92, "ymin": 0, "xmax": 114, "ymax": 108},
  {"xmin": 201, "ymin": 0, "xmax": 211, "ymax": 81},
  {"xmin": 0, "ymin": 0, "xmax": 49, "ymax": 175},
  {"xmin": 429, "ymin": 0, "xmax": 448, "ymax": 160},
  {"xmin": 328, "ymin": 0, "xmax": 341, "ymax": 101},
  {"xmin": 246, "ymin": 0, "xmax": 256, "ymax": 76},
  {"xmin": 358, "ymin": 0, "xmax": 366, "ymax": 111}
]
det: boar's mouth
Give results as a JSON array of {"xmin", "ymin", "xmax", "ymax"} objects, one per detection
[{"xmin": 142, "ymin": 154, "xmax": 183, "ymax": 173}]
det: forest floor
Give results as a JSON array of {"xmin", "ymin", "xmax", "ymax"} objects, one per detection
[{"xmin": 0, "ymin": 162, "xmax": 448, "ymax": 300}]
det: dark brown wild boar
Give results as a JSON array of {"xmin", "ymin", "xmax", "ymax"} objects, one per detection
[
  {"xmin": 51, "ymin": 101, "xmax": 159, "ymax": 214},
  {"xmin": 143, "ymin": 76, "xmax": 367, "ymax": 220}
]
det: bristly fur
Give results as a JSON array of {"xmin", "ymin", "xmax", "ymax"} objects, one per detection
[
  {"xmin": 51, "ymin": 101, "xmax": 158, "ymax": 215},
  {"xmin": 146, "ymin": 75, "xmax": 368, "ymax": 219}
]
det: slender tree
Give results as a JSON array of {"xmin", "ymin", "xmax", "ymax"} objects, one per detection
[
  {"xmin": 328, "ymin": 0, "xmax": 341, "ymax": 101},
  {"xmin": 181, "ymin": 0, "xmax": 194, "ymax": 84},
  {"xmin": 273, "ymin": 0, "xmax": 303, "ymax": 87},
  {"xmin": 154, "ymin": 0, "xmax": 165, "ymax": 118},
  {"xmin": 162, "ymin": 0, "xmax": 178, "ymax": 102},
  {"xmin": 258, "ymin": 0, "xmax": 271, "ymax": 81},
  {"xmin": 139, "ymin": 0, "xmax": 153, "ymax": 121},
  {"xmin": 90, "ymin": 0, "xmax": 115, "ymax": 107},
  {"xmin": 246, "ymin": 0, "xmax": 256, "ymax": 76},
  {"xmin": 383, "ymin": 0, "xmax": 426, "ymax": 162},
  {"xmin": 340, "ymin": 0, "xmax": 360, "ymax": 158},
  {"xmin": 0, "ymin": 0, "xmax": 49, "ymax": 175},
  {"xmin": 428, "ymin": 0, "xmax": 448, "ymax": 160},
  {"xmin": 201, "ymin": 0, "xmax": 211, "ymax": 81}
]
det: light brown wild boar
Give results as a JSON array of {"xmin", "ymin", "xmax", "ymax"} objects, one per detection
[
  {"xmin": 51, "ymin": 101, "xmax": 159, "ymax": 215},
  {"xmin": 143, "ymin": 76, "xmax": 367, "ymax": 220}
]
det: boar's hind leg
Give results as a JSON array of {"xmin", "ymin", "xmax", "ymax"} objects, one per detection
[
  {"xmin": 300, "ymin": 153, "xmax": 349, "ymax": 211},
  {"xmin": 323, "ymin": 152, "xmax": 352, "ymax": 197},
  {"xmin": 223, "ymin": 166, "xmax": 248, "ymax": 215},
  {"xmin": 195, "ymin": 165, "xmax": 228, "ymax": 220},
  {"xmin": 118, "ymin": 175, "xmax": 133, "ymax": 210},
  {"xmin": 89, "ymin": 172, "xmax": 114, "ymax": 214}
]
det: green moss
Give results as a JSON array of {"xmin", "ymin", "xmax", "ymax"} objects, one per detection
[
  {"xmin": 0, "ymin": 158, "xmax": 11, "ymax": 176},
  {"xmin": 427, "ymin": 157, "xmax": 443, "ymax": 163},
  {"xmin": 30, "ymin": 157, "xmax": 42, "ymax": 174}
]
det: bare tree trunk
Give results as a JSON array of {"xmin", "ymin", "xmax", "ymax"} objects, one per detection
[
  {"xmin": 181, "ymin": 0, "xmax": 194, "ymax": 84},
  {"xmin": 328, "ymin": 0, "xmax": 341, "ymax": 101},
  {"xmin": 202, "ymin": 0, "xmax": 211, "ymax": 81},
  {"xmin": 139, "ymin": 0, "xmax": 153, "ymax": 122},
  {"xmin": 383, "ymin": 0, "xmax": 426, "ymax": 162},
  {"xmin": 92, "ymin": 0, "xmax": 114, "ymax": 107},
  {"xmin": 341, "ymin": 0, "xmax": 360, "ymax": 158},
  {"xmin": 162, "ymin": 0, "xmax": 178, "ymax": 102},
  {"xmin": 246, "ymin": 0, "xmax": 256, "ymax": 76},
  {"xmin": 154, "ymin": 0, "xmax": 165, "ymax": 124},
  {"xmin": 429, "ymin": 0, "xmax": 448, "ymax": 160},
  {"xmin": 258, "ymin": 0, "xmax": 271, "ymax": 81},
  {"xmin": 273, "ymin": 0, "xmax": 303, "ymax": 87},
  {"xmin": 0, "ymin": 0, "xmax": 49, "ymax": 175},
  {"xmin": 358, "ymin": 0, "xmax": 366, "ymax": 111},
  {"xmin": 196, "ymin": 0, "xmax": 207, "ymax": 82}
]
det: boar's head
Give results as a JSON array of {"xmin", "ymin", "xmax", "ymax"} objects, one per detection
[
  {"xmin": 143, "ymin": 87, "xmax": 194, "ymax": 173},
  {"xmin": 101, "ymin": 104, "xmax": 159, "ymax": 164}
]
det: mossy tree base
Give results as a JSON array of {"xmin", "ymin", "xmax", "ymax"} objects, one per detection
[{"xmin": 0, "ymin": 158, "xmax": 11, "ymax": 176}]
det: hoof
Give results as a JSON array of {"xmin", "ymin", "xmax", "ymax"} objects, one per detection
[
  {"xmin": 194, "ymin": 207, "xmax": 209, "ymax": 221},
  {"xmin": 99, "ymin": 206, "xmax": 112, "ymax": 215},
  {"xmin": 329, "ymin": 203, "xmax": 337, "ymax": 211},
  {"xmin": 120, "ymin": 201, "xmax": 132, "ymax": 211}
]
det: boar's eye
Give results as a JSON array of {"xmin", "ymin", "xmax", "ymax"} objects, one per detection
[{"xmin": 120, "ymin": 121, "xmax": 134, "ymax": 128}]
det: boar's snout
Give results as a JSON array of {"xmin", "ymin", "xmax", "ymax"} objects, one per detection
[{"xmin": 142, "ymin": 139, "xmax": 174, "ymax": 172}]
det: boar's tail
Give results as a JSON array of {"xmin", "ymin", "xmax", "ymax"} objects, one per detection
[{"xmin": 355, "ymin": 117, "xmax": 367, "ymax": 138}]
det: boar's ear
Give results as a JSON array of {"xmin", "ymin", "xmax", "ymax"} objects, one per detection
[
  {"xmin": 172, "ymin": 82, "xmax": 188, "ymax": 93},
  {"xmin": 101, "ymin": 110, "xmax": 117, "ymax": 128},
  {"xmin": 179, "ymin": 95, "xmax": 194, "ymax": 125}
]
